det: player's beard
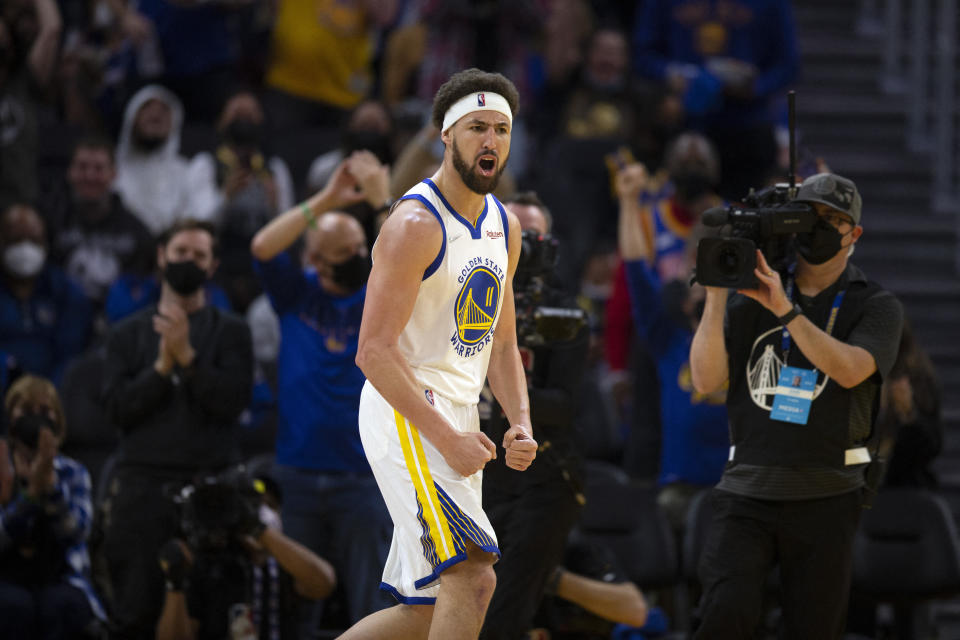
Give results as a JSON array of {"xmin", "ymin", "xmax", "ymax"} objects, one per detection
[{"xmin": 452, "ymin": 137, "xmax": 507, "ymax": 195}]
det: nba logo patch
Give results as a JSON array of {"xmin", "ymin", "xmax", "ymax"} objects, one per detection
[
  {"xmin": 477, "ymin": 93, "xmax": 485, "ymax": 107},
  {"xmin": 425, "ymin": 389, "xmax": 435, "ymax": 405}
]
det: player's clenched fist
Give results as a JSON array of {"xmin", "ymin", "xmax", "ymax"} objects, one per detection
[{"xmin": 502, "ymin": 424, "xmax": 537, "ymax": 471}]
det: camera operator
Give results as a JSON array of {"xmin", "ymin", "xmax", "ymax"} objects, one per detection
[
  {"xmin": 480, "ymin": 192, "xmax": 590, "ymax": 640},
  {"xmin": 101, "ymin": 218, "xmax": 254, "ymax": 638},
  {"xmin": 689, "ymin": 173, "xmax": 903, "ymax": 639},
  {"xmin": 0, "ymin": 375, "xmax": 106, "ymax": 639},
  {"xmin": 155, "ymin": 473, "xmax": 336, "ymax": 640}
]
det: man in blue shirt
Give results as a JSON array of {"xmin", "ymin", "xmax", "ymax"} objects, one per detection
[
  {"xmin": 0, "ymin": 204, "xmax": 92, "ymax": 385},
  {"xmin": 250, "ymin": 156, "xmax": 392, "ymax": 630}
]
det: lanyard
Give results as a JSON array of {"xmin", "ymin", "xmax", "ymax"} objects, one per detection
[{"xmin": 780, "ymin": 274, "xmax": 846, "ymax": 365}]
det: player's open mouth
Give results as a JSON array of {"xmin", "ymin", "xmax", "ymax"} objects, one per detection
[{"xmin": 478, "ymin": 156, "xmax": 496, "ymax": 176}]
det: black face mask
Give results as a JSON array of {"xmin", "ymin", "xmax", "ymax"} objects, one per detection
[
  {"xmin": 796, "ymin": 219, "xmax": 848, "ymax": 265},
  {"xmin": 164, "ymin": 260, "xmax": 208, "ymax": 295},
  {"xmin": 672, "ymin": 170, "xmax": 714, "ymax": 202},
  {"xmin": 224, "ymin": 119, "xmax": 263, "ymax": 149},
  {"xmin": 9, "ymin": 411, "xmax": 55, "ymax": 450},
  {"xmin": 133, "ymin": 131, "xmax": 167, "ymax": 152},
  {"xmin": 342, "ymin": 130, "xmax": 392, "ymax": 165},
  {"xmin": 331, "ymin": 253, "xmax": 371, "ymax": 292}
]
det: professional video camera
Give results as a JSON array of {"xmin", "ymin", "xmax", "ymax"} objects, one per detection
[
  {"xmin": 695, "ymin": 90, "xmax": 818, "ymax": 288},
  {"xmin": 175, "ymin": 468, "xmax": 265, "ymax": 552},
  {"xmin": 514, "ymin": 230, "xmax": 587, "ymax": 347},
  {"xmin": 694, "ymin": 185, "xmax": 817, "ymax": 288},
  {"xmin": 162, "ymin": 468, "xmax": 266, "ymax": 637}
]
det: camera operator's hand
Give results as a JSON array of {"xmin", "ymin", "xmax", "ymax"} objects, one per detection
[
  {"xmin": 737, "ymin": 250, "xmax": 792, "ymax": 318},
  {"xmin": 237, "ymin": 488, "xmax": 267, "ymax": 541},
  {"xmin": 442, "ymin": 431, "xmax": 498, "ymax": 477},
  {"xmin": 158, "ymin": 538, "xmax": 194, "ymax": 591},
  {"xmin": 503, "ymin": 424, "xmax": 537, "ymax": 471}
]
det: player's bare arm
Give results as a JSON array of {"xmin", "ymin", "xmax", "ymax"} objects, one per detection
[
  {"xmin": 486, "ymin": 210, "xmax": 537, "ymax": 471},
  {"xmin": 356, "ymin": 200, "xmax": 497, "ymax": 476}
]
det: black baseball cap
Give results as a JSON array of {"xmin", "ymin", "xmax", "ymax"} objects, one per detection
[{"xmin": 795, "ymin": 173, "xmax": 862, "ymax": 224}]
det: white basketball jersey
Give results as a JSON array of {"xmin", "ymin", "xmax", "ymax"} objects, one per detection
[{"xmin": 393, "ymin": 179, "xmax": 510, "ymax": 405}]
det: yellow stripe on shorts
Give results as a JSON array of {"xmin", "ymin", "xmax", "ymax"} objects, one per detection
[{"xmin": 393, "ymin": 410, "xmax": 456, "ymax": 563}]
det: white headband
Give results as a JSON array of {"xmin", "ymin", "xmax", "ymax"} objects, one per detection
[{"xmin": 441, "ymin": 91, "xmax": 513, "ymax": 133}]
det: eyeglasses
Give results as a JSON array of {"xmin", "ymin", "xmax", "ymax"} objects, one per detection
[{"xmin": 818, "ymin": 212, "xmax": 855, "ymax": 229}]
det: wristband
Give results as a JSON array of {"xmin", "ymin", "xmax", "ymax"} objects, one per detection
[
  {"xmin": 300, "ymin": 202, "xmax": 317, "ymax": 229},
  {"xmin": 777, "ymin": 303, "xmax": 803, "ymax": 326}
]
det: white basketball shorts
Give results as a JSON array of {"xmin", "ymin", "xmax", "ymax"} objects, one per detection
[{"xmin": 358, "ymin": 380, "xmax": 500, "ymax": 604}]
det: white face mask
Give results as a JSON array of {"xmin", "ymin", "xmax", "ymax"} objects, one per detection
[{"xmin": 3, "ymin": 241, "xmax": 47, "ymax": 279}]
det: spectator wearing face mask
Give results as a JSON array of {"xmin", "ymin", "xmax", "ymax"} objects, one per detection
[
  {"xmin": 188, "ymin": 89, "xmax": 295, "ymax": 313},
  {"xmin": 306, "ymin": 99, "xmax": 395, "ymax": 194},
  {"xmin": 0, "ymin": 374, "xmax": 107, "ymax": 639},
  {"xmin": 0, "ymin": 204, "xmax": 92, "ymax": 384},
  {"xmin": 100, "ymin": 218, "xmax": 253, "ymax": 638},
  {"xmin": 249, "ymin": 156, "xmax": 392, "ymax": 632},
  {"xmin": 114, "ymin": 84, "xmax": 215, "ymax": 235},
  {"xmin": 46, "ymin": 135, "xmax": 156, "ymax": 314}
]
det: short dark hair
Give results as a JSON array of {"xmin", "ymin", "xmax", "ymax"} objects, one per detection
[
  {"xmin": 431, "ymin": 69, "xmax": 520, "ymax": 131},
  {"xmin": 503, "ymin": 191, "xmax": 553, "ymax": 232},
  {"xmin": 72, "ymin": 132, "xmax": 116, "ymax": 164},
  {"xmin": 158, "ymin": 218, "xmax": 219, "ymax": 257}
]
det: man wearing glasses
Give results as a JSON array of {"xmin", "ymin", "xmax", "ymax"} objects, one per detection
[{"xmin": 689, "ymin": 173, "xmax": 903, "ymax": 639}]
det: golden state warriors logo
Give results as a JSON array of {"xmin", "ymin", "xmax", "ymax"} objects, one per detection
[{"xmin": 451, "ymin": 263, "xmax": 502, "ymax": 357}]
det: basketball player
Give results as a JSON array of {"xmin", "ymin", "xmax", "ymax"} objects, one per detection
[{"xmin": 341, "ymin": 69, "xmax": 537, "ymax": 640}]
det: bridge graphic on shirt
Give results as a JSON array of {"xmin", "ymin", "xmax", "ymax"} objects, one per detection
[
  {"xmin": 457, "ymin": 288, "xmax": 494, "ymax": 341},
  {"xmin": 746, "ymin": 328, "xmax": 829, "ymax": 411},
  {"xmin": 748, "ymin": 344, "xmax": 782, "ymax": 410}
]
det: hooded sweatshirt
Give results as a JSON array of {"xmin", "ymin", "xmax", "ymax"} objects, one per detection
[{"xmin": 114, "ymin": 85, "xmax": 216, "ymax": 235}]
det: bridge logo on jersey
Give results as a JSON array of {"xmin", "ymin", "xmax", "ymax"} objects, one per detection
[{"xmin": 451, "ymin": 265, "xmax": 501, "ymax": 357}]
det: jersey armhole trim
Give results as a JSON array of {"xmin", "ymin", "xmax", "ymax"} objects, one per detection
[
  {"xmin": 398, "ymin": 194, "xmax": 446, "ymax": 280},
  {"xmin": 492, "ymin": 196, "xmax": 509, "ymax": 252}
]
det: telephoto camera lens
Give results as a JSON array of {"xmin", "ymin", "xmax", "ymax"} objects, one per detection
[{"xmin": 695, "ymin": 237, "xmax": 758, "ymax": 288}]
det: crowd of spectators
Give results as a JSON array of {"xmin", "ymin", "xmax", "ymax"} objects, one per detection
[{"xmin": 0, "ymin": 0, "xmax": 942, "ymax": 638}]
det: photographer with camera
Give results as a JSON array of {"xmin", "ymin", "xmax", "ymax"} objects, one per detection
[
  {"xmin": 155, "ymin": 472, "xmax": 336, "ymax": 640},
  {"xmin": 689, "ymin": 173, "xmax": 903, "ymax": 639},
  {"xmin": 479, "ymin": 192, "xmax": 590, "ymax": 640},
  {"xmin": 0, "ymin": 375, "xmax": 106, "ymax": 639}
]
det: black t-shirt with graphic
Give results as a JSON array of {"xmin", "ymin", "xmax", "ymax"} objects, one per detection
[{"xmin": 718, "ymin": 264, "xmax": 903, "ymax": 500}]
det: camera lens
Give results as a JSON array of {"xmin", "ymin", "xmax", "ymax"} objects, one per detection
[{"xmin": 717, "ymin": 246, "xmax": 741, "ymax": 275}]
